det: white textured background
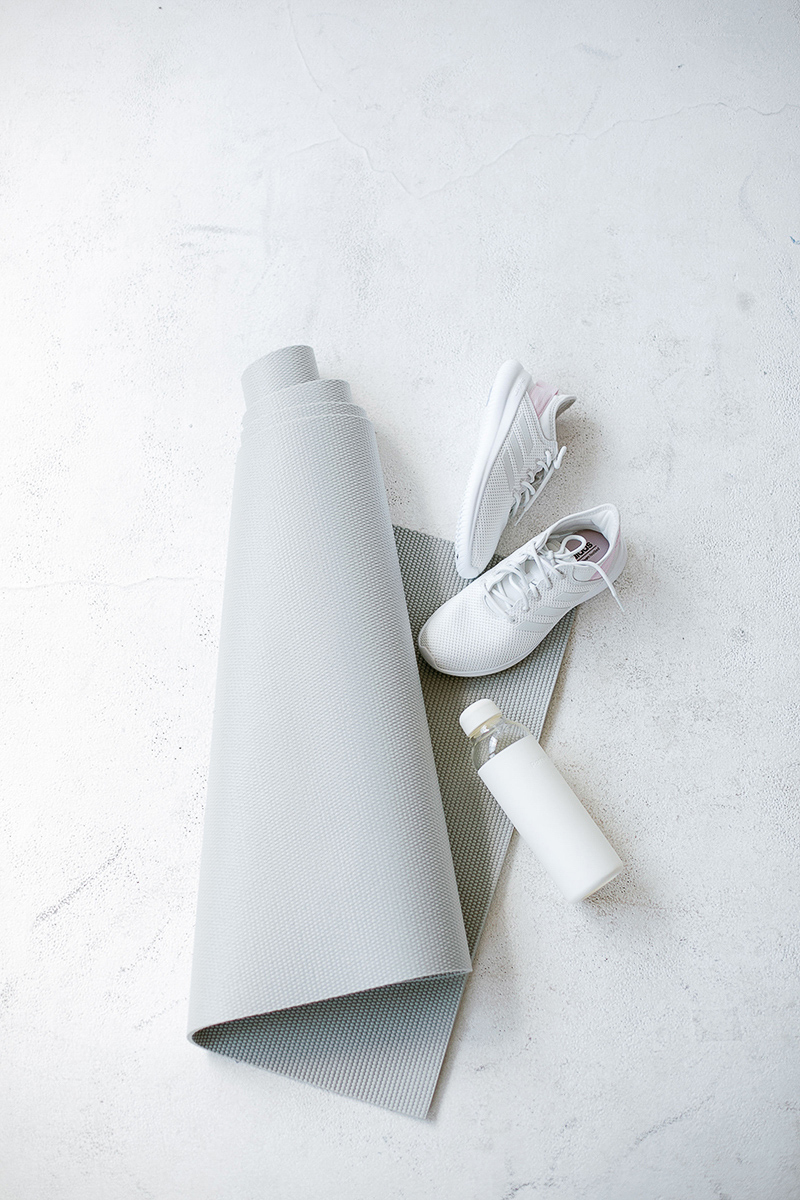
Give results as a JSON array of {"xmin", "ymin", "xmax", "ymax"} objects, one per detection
[{"xmin": 1, "ymin": 2, "xmax": 798, "ymax": 1197}]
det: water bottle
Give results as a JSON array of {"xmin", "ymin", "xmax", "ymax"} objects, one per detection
[{"xmin": 460, "ymin": 699, "xmax": 624, "ymax": 902}]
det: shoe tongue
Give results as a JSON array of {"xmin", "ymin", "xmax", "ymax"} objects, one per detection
[
  {"xmin": 491, "ymin": 552, "xmax": 544, "ymax": 608},
  {"xmin": 496, "ymin": 536, "xmax": 577, "ymax": 606},
  {"xmin": 492, "ymin": 533, "xmax": 592, "ymax": 612}
]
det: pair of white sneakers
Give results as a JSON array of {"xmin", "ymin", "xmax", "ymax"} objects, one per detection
[{"xmin": 418, "ymin": 360, "xmax": 627, "ymax": 677}]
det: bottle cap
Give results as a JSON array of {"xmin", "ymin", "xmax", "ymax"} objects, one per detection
[{"xmin": 459, "ymin": 699, "xmax": 502, "ymax": 738}]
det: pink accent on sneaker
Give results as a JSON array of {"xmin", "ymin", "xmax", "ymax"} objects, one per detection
[{"xmin": 527, "ymin": 381, "xmax": 558, "ymax": 417}]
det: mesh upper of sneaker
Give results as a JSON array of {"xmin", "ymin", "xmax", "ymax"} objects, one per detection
[
  {"xmin": 466, "ymin": 392, "xmax": 560, "ymax": 575},
  {"xmin": 424, "ymin": 506, "xmax": 623, "ymax": 676},
  {"xmin": 420, "ymin": 564, "xmax": 591, "ymax": 675},
  {"xmin": 469, "ymin": 455, "xmax": 517, "ymax": 574}
]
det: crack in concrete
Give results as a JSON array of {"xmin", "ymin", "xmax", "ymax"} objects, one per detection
[
  {"xmin": 630, "ymin": 1094, "xmax": 713, "ymax": 1150},
  {"xmin": 281, "ymin": 35, "xmax": 797, "ymax": 201},
  {"xmin": 34, "ymin": 845, "xmax": 125, "ymax": 926},
  {"xmin": 570, "ymin": 83, "xmax": 604, "ymax": 139},
  {"xmin": 501, "ymin": 1183, "xmax": 537, "ymax": 1200},
  {"xmin": 288, "ymin": 137, "xmax": 341, "ymax": 157},
  {"xmin": 285, "ymin": 0, "xmax": 413, "ymax": 196},
  {"xmin": 415, "ymin": 101, "xmax": 798, "ymax": 198},
  {"xmin": 738, "ymin": 171, "xmax": 772, "ymax": 243}
]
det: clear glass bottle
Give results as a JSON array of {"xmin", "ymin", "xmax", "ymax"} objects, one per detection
[
  {"xmin": 460, "ymin": 699, "xmax": 624, "ymax": 902},
  {"xmin": 467, "ymin": 707, "xmax": 529, "ymax": 770}
]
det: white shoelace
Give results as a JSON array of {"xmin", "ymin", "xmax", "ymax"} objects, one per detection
[
  {"xmin": 483, "ymin": 533, "xmax": 624, "ymax": 622},
  {"xmin": 509, "ymin": 446, "xmax": 566, "ymax": 524}
]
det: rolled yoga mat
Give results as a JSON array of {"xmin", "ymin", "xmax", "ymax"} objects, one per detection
[{"xmin": 188, "ymin": 347, "xmax": 573, "ymax": 1118}]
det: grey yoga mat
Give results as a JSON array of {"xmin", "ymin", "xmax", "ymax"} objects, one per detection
[{"xmin": 188, "ymin": 347, "xmax": 573, "ymax": 1118}]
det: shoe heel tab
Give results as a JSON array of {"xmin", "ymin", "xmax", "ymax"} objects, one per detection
[
  {"xmin": 540, "ymin": 389, "xmax": 576, "ymax": 439},
  {"xmin": 584, "ymin": 502, "xmax": 620, "ymax": 536},
  {"xmin": 553, "ymin": 392, "xmax": 577, "ymax": 419},
  {"xmin": 601, "ymin": 530, "xmax": 627, "ymax": 579}
]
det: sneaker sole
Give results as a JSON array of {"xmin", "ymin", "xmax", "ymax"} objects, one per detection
[{"xmin": 455, "ymin": 360, "xmax": 532, "ymax": 579}]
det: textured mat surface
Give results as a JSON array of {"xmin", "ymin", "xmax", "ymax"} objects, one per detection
[{"xmin": 188, "ymin": 348, "xmax": 572, "ymax": 1118}]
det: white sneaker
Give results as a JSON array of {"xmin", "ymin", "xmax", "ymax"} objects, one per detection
[
  {"xmin": 420, "ymin": 504, "xmax": 626, "ymax": 677},
  {"xmin": 454, "ymin": 360, "xmax": 577, "ymax": 580}
]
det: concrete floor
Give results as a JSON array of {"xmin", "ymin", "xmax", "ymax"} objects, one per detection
[{"xmin": 1, "ymin": 2, "xmax": 798, "ymax": 1197}]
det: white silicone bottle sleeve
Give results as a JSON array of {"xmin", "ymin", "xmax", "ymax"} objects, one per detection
[{"xmin": 478, "ymin": 735, "xmax": 623, "ymax": 902}]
